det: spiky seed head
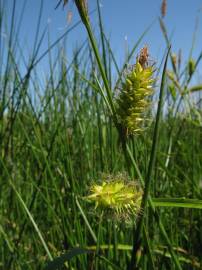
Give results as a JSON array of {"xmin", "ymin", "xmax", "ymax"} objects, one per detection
[
  {"xmin": 116, "ymin": 47, "xmax": 155, "ymax": 135},
  {"xmin": 86, "ymin": 174, "xmax": 142, "ymax": 221}
]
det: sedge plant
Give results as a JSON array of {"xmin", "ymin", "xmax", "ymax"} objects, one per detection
[
  {"xmin": 56, "ymin": 1, "xmax": 182, "ymax": 269},
  {"xmin": 1, "ymin": 1, "xmax": 201, "ymax": 269}
]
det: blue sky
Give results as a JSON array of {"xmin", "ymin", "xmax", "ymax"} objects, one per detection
[{"xmin": 3, "ymin": 0, "xmax": 202, "ymax": 79}]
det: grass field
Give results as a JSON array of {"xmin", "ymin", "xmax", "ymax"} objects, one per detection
[{"xmin": 0, "ymin": 1, "xmax": 202, "ymax": 269}]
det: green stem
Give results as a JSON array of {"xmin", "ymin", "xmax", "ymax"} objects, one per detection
[{"xmin": 84, "ymin": 20, "xmax": 118, "ymax": 124}]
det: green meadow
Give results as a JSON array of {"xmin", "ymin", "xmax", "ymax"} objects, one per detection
[{"xmin": 0, "ymin": 1, "xmax": 202, "ymax": 269}]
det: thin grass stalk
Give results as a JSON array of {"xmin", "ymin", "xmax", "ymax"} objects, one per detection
[
  {"xmin": 159, "ymin": 18, "xmax": 178, "ymax": 79},
  {"xmin": 76, "ymin": 197, "xmax": 97, "ymax": 243},
  {"xmin": 9, "ymin": 180, "xmax": 53, "ymax": 261},
  {"xmin": 103, "ymin": 33, "xmax": 121, "ymax": 78},
  {"xmin": 97, "ymin": 0, "xmax": 108, "ymax": 77},
  {"xmin": 143, "ymin": 224, "xmax": 155, "ymax": 270},
  {"xmin": 81, "ymin": 19, "xmax": 117, "ymax": 123},
  {"xmin": 95, "ymin": 211, "xmax": 104, "ymax": 270}
]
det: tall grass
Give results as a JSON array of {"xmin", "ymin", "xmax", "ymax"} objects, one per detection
[{"xmin": 0, "ymin": 1, "xmax": 202, "ymax": 269}]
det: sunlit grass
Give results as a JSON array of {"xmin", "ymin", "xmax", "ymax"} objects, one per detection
[{"xmin": 0, "ymin": 1, "xmax": 202, "ymax": 269}]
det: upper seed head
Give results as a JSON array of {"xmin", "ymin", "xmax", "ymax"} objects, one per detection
[{"xmin": 116, "ymin": 47, "xmax": 155, "ymax": 135}]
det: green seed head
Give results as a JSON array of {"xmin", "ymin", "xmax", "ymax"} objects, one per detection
[
  {"xmin": 188, "ymin": 58, "xmax": 195, "ymax": 77},
  {"xmin": 116, "ymin": 47, "xmax": 155, "ymax": 135},
  {"xmin": 86, "ymin": 174, "xmax": 142, "ymax": 221}
]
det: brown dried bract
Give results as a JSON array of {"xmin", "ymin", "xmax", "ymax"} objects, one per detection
[
  {"xmin": 161, "ymin": 0, "xmax": 167, "ymax": 18},
  {"xmin": 138, "ymin": 46, "xmax": 149, "ymax": 69}
]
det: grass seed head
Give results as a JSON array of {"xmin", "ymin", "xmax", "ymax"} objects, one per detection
[
  {"xmin": 116, "ymin": 47, "xmax": 155, "ymax": 135},
  {"xmin": 86, "ymin": 174, "xmax": 142, "ymax": 221},
  {"xmin": 161, "ymin": 0, "xmax": 167, "ymax": 18},
  {"xmin": 188, "ymin": 58, "xmax": 195, "ymax": 77}
]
